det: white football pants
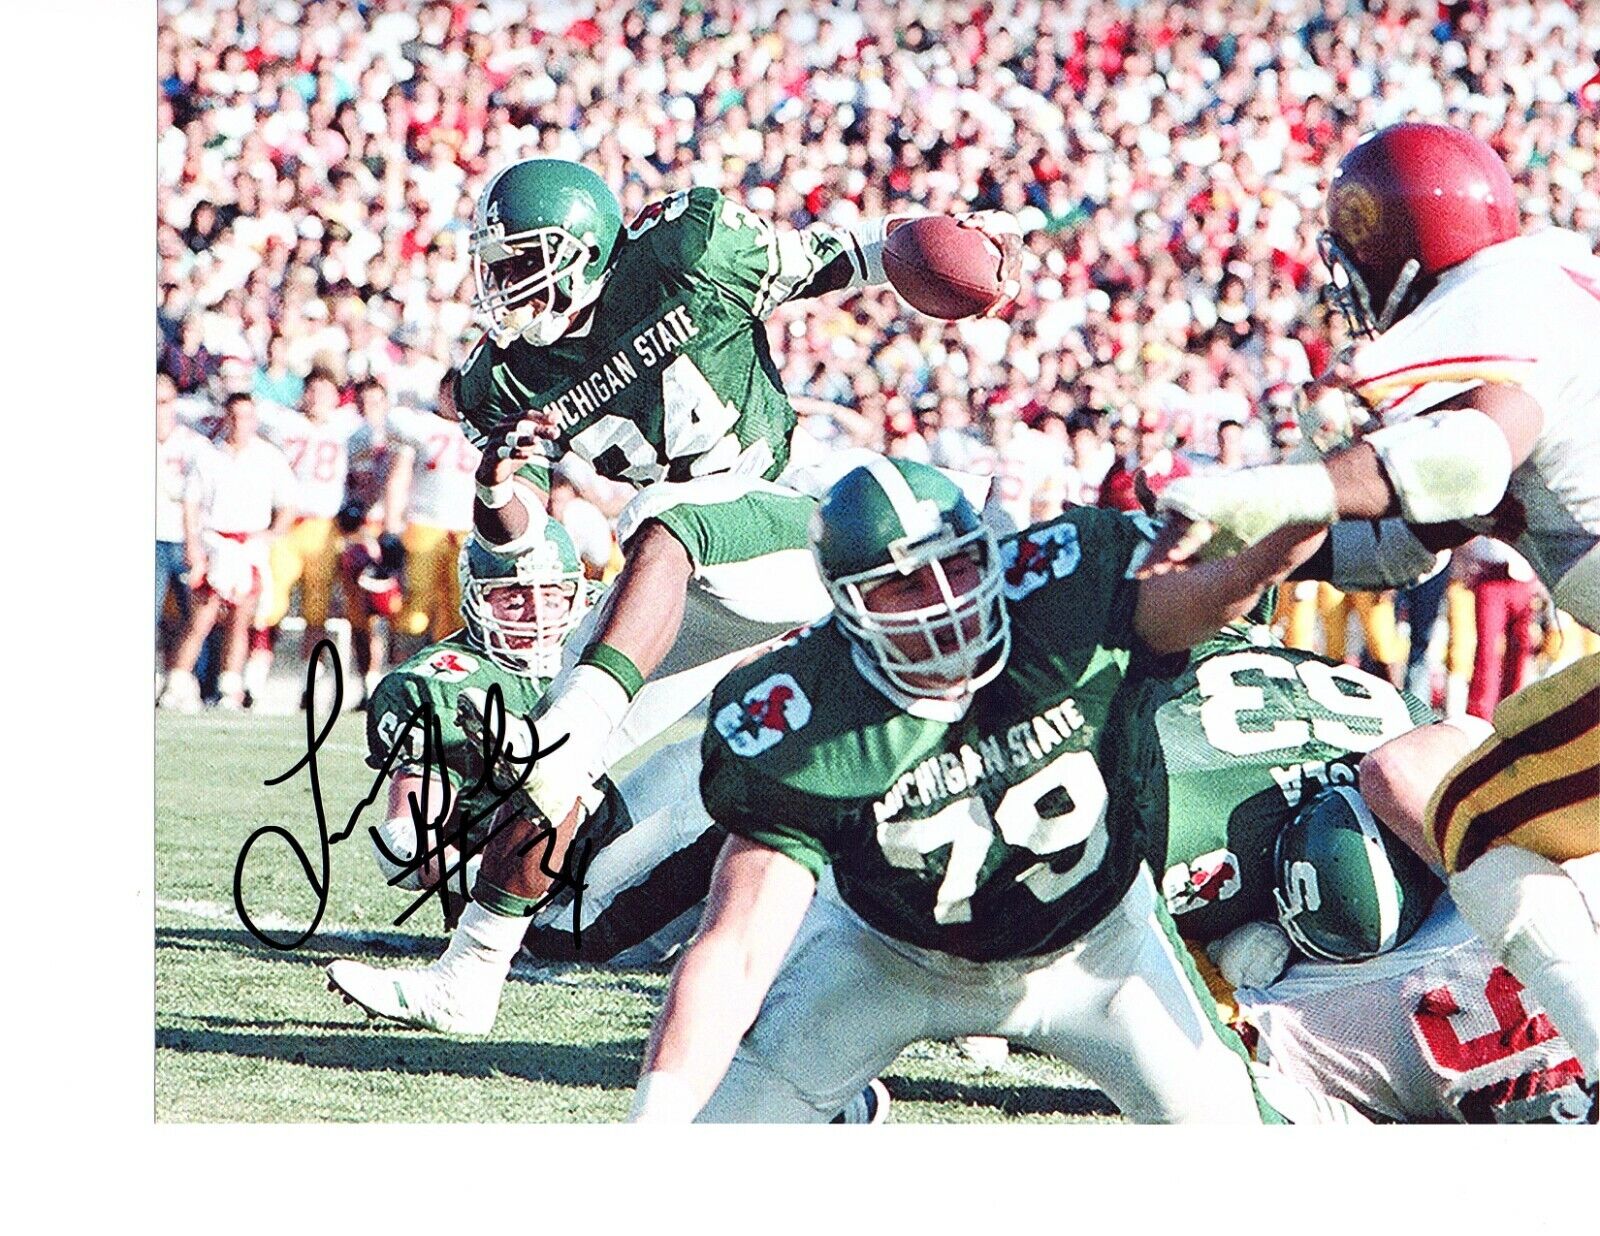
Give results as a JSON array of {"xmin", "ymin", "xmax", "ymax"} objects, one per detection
[{"xmin": 698, "ymin": 864, "xmax": 1270, "ymax": 1124}]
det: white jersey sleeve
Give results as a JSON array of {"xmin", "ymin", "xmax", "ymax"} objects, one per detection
[
  {"xmin": 386, "ymin": 407, "xmax": 479, "ymax": 531},
  {"xmin": 1237, "ymin": 897, "xmax": 1594, "ymax": 1124},
  {"xmin": 1347, "ymin": 229, "xmax": 1600, "ymax": 625}
]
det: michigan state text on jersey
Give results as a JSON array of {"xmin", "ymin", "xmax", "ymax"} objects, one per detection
[
  {"xmin": 452, "ymin": 161, "xmax": 1021, "ymax": 906},
  {"xmin": 454, "ymin": 179, "xmax": 840, "ymax": 491},
  {"xmin": 632, "ymin": 459, "xmax": 1332, "ymax": 1123},
  {"xmin": 702, "ymin": 505, "xmax": 1150, "ymax": 961}
]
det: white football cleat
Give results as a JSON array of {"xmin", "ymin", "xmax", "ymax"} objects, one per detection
[
  {"xmin": 157, "ymin": 670, "xmax": 203, "ymax": 714},
  {"xmin": 325, "ymin": 959, "xmax": 502, "ymax": 1036}
]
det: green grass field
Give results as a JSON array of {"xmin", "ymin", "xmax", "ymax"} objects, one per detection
[{"xmin": 156, "ymin": 710, "xmax": 1117, "ymax": 1123}]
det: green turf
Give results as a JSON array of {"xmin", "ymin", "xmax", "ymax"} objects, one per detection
[{"xmin": 156, "ymin": 710, "xmax": 1117, "ymax": 1123}]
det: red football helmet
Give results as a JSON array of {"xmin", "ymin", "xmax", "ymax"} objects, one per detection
[{"xmin": 1319, "ymin": 123, "xmax": 1519, "ymax": 336}]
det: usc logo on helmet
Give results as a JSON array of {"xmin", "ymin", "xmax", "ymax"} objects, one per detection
[{"xmin": 1329, "ymin": 180, "xmax": 1382, "ymax": 256}]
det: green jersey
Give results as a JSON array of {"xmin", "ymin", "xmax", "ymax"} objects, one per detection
[
  {"xmin": 366, "ymin": 630, "xmax": 552, "ymax": 838},
  {"xmin": 454, "ymin": 186, "xmax": 848, "ymax": 493},
  {"xmin": 1108, "ymin": 627, "xmax": 1433, "ymax": 943},
  {"xmin": 700, "ymin": 508, "xmax": 1154, "ymax": 961}
]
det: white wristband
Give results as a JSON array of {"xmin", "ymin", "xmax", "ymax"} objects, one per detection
[
  {"xmin": 840, "ymin": 215, "xmax": 913, "ymax": 288},
  {"xmin": 372, "ymin": 815, "xmax": 424, "ymax": 891},
  {"xmin": 477, "ymin": 477, "xmax": 516, "ymax": 509},
  {"xmin": 628, "ymin": 1071, "xmax": 700, "ymax": 1123},
  {"xmin": 1159, "ymin": 463, "xmax": 1338, "ymax": 549}
]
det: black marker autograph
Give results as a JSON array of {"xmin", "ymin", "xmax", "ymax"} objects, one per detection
[{"xmin": 232, "ymin": 639, "xmax": 593, "ymax": 953}]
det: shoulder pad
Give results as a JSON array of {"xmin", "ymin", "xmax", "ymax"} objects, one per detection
[{"xmin": 624, "ymin": 186, "xmax": 721, "ymax": 276}]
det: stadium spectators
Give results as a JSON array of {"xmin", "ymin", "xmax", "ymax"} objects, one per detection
[{"xmin": 157, "ymin": 0, "xmax": 1600, "ymax": 704}]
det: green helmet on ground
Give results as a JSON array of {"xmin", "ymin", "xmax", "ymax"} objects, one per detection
[
  {"xmin": 811, "ymin": 457, "xmax": 1009, "ymax": 699},
  {"xmin": 469, "ymin": 159, "xmax": 623, "ymax": 347},
  {"xmin": 458, "ymin": 520, "xmax": 588, "ymax": 679},
  {"xmin": 1273, "ymin": 785, "xmax": 1441, "ymax": 962}
]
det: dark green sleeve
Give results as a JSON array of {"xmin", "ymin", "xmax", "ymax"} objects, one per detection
[
  {"xmin": 452, "ymin": 340, "xmax": 551, "ymax": 494},
  {"xmin": 648, "ymin": 487, "xmax": 813, "ymax": 570},
  {"xmin": 453, "ymin": 337, "xmax": 505, "ymax": 426},
  {"xmin": 367, "ymin": 674, "xmax": 431, "ymax": 773},
  {"xmin": 1010, "ymin": 507, "xmax": 1151, "ymax": 653},
  {"xmin": 657, "ymin": 187, "xmax": 848, "ymax": 320},
  {"xmin": 699, "ymin": 711, "xmax": 829, "ymax": 880}
]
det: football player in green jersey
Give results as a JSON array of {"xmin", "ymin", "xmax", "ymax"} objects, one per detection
[
  {"xmin": 447, "ymin": 160, "xmax": 1020, "ymax": 855},
  {"xmin": 629, "ymin": 458, "xmax": 1334, "ymax": 1123},
  {"xmin": 1107, "ymin": 622, "xmax": 1439, "ymax": 980},
  {"xmin": 324, "ymin": 520, "xmax": 724, "ymax": 1030}
]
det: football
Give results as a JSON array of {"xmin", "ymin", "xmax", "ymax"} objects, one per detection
[{"xmin": 882, "ymin": 216, "xmax": 1004, "ymax": 319}]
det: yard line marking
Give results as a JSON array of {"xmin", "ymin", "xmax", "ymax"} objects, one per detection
[
  {"xmin": 157, "ymin": 897, "xmax": 433, "ymax": 950},
  {"xmin": 155, "ymin": 897, "xmax": 597, "ymax": 982}
]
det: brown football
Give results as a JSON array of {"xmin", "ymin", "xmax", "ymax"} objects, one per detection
[{"xmin": 882, "ymin": 216, "xmax": 1003, "ymax": 319}]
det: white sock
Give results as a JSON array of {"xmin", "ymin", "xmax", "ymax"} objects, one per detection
[
  {"xmin": 1451, "ymin": 846, "xmax": 1600, "ymax": 1078},
  {"xmin": 244, "ymin": 650, "xmax": 272, "ymax": 698},
  {"xmin": 217, "ymin": 670, "xmax": 244, "ymax": 702},
  {"xmin": 1445, "ymin": 674, "xmax": 1469, "ymax": 719},
  {"xmin": 433, "ymin": 901, "xmax": 529, "ymax": 985},
  {"xmin": 162, "ymin": 668, "xmax": 199, "ymax": 702}
]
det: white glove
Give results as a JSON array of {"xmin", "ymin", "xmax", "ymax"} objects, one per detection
[
  {"xmin": 1208, "ymin": 920, "xmax": 1293, "ymax": 989},
  {"xmin": 1157, "ymin": 464, "xmax": 1338, "ymax": 559}
]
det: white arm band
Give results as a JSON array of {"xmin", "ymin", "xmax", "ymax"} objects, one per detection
[
  {"xmin": 481, "ymin": 487, "xmax": 553, "ymax": 555},
  {"xmin": 1363, "ymin": 407, "xmax": 1513, "ymax": 525},
  {"xmin": 1327, "ymin": 519, "xmax": 1448, "ymax": 590},
  {"xmin": 476, "ymin": 477, "xmax": 515, "ymax": 509},
  {"xmin": 372, "ymin": 815, "xmax": 425, "ymax": 891}
]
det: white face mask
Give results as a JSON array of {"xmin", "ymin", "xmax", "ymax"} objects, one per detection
[
  {"xmin": 470, "ymin": 224, "xmax": 601, "ymax": 347},
  {"xmin": 828, "ymin": 528, "xmax": 1012, "ymax": 699}
]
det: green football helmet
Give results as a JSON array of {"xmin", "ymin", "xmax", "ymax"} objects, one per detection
[
  {"xmin": 1273, "ymin": 785, "xmax": 1441, "ymax": 962},
  {"xmin": 811, "ymin": 457, "xmax": 1009, "ymax": 699},
  {"xmin": 469, "ymin": 159, "xmax": 623, "ymax": 347},
  {"xmin": 458, "ymin": 521, "xmax": 588, "ymax": 679}
]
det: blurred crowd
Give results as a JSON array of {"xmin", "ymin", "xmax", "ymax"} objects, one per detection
[{"xmin": 157, "ymin": 0, "xmax": 1600, "ymax": 711}]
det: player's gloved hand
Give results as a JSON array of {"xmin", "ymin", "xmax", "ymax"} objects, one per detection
[
  {"xmin": 954, "ymin": 210, "xmax": 1023, "ymax": 316},
  {"xmin": 1139, "ymin": 464, "xmax": 1338, "ymax": 576},
  {"xmin": 498, "ymin": 409, "xmax": 563, "ymax": 458},
  {"xmin": 455, "ymin": 686, "xmax": 540, "ymax": 766},
  {"xmin": 1208, "ymin": 920, "xmax": 1293, "ymax": 989},
  {"xmin": 515, "ymin": 663, "xmax": 631, "ymax": 827}
]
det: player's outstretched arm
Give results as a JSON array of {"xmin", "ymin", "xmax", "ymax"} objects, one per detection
[
  {"xmin": 796, "ymin": 211, "xmax": 1021, "ymax": 317},
  {"xmin": 1357, "ymin": 717, "xmax": 1495, "ymax": 870},
  {"xmin": 630, "ymin": 835, "xmax": 816, "ymax": 1123},
  {"xmin": 1134, "ymin": 522, "xmax": 1329, "ymax": 655},
  {"xmin": 1140, "ymin": 383, "xmax": 1544, "ymax": 576}
]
